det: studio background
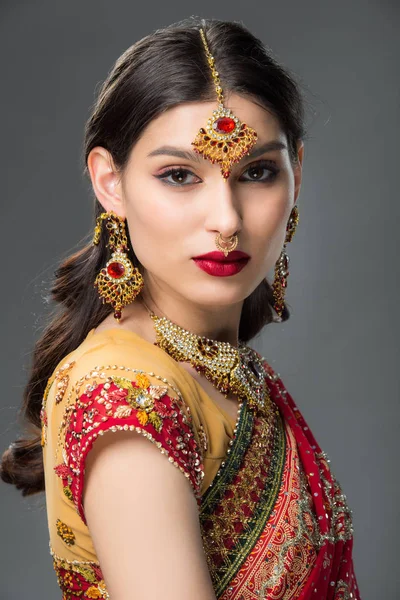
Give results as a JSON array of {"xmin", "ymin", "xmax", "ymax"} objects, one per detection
[{"xmin": 0, "ymin": 1, "xmax": 398, "ymax": 598}]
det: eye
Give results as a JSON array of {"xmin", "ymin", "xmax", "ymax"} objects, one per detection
[
  {"xmin": 155, "ymin": 167, "xmax": 201, "ymax": 187},
  {"xmin": 239, "ymin": 160, "xmax": 280, "ymax": 183},
  {"xmin": 154, "ymin": 159, "xmax": 279, "ymax": 187}
]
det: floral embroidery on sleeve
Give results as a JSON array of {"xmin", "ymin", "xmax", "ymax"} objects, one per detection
[{"xmin": 54, "ymin": 366, "xmax": 204, "ymax": 525}]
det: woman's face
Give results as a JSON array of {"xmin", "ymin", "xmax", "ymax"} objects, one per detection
[{"xmin": 92, "ymin": 93, "xmax": 303, "ymax": 311}]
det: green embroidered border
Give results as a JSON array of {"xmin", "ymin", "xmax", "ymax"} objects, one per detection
[
  {"xmin": 200, "ymin": 399, "xmax": 254, "ymax": 512},
  {"xmin": 200, "ymin": 404, "xmax": 287, "ymax": 597}
]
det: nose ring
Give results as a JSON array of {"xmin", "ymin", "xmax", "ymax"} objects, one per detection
[{"xmin": 215, "ymin": 232, "xmax": 239, "ymax": 257}]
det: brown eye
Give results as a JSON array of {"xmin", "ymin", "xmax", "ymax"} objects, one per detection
[
  {"xmin": 156, "ymin": 167, "xmax": 201, "ymax": 186},
  {"xmin": 239, "ymin": 160, "xmax": 280, "ymax": 183},
  {"xmin": 170, "ymin": 169, "xmax": 188, "ymax": 184},
  {"xmin": 247, "ymin": 166, "xmax": 264, "ymax": 180}
]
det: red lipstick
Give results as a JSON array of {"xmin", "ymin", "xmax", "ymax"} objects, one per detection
[{"xmin": 192, "ymin": 250, "xmax": 251, "ymax": 277}]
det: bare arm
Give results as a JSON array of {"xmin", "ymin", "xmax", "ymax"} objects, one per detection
[{"xmin": 83, "ymin": 429, "xmax": 217, "ymax": 600}]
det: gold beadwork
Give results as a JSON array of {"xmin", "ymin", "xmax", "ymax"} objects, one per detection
[
  {"xmin": 50, "ymin": 544, "xmax": 110, "ymax": 599},
  {"xmin": 149, "ymin": 311, "xmax": 272, "ymax": 413},
  {"xmin": 215, "ymin": 232, "xmax": 238, "ymax": 256},
  {"xmin": 198, "ymin": 422, "xmax": 208, "ymax": 452},
  {"xmin": 40, "ymin": 361, "xmax": 76, "ymax": 447},
  {"xmin": 54, "ymin": 362, "xmax": 76, "ymax": 404},
  {"xmin": 191, "ymin": 29, "xmax": 258, "ymax": 180},
  {"xmin": 54, "ymin": 365, "xmax": 194, "ymax": 463}
]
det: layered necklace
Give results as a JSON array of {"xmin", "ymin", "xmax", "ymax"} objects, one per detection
[{"xmin": 141, "ymin": 300, "xmax": 271, "ymax": 413}]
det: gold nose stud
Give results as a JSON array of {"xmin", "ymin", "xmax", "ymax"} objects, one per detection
[{"xmin": 215, "ymin": 232, "xmax": 239, "ymax": 256}]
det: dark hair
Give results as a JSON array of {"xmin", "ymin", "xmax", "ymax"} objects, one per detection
[{"xmin": 1, "ymin": 16, "xmax": 309, "ymax": 495}]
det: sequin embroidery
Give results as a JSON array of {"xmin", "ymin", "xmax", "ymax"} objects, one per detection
[
  {"xmin": 40, "ymin": 360, "xmax": 76, "ymax": 447},
  {"xmin": 50, "ymin": 544, "xmax": 110, "ymax": 599},
  {"xmin": 54, "ymin": 368, "xmax": 205, "ymax": 525}
]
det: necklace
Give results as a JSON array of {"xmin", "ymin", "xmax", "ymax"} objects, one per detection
[{"xmin": 141, "ymin": 300, "xmax": 271, "ymax": 412}]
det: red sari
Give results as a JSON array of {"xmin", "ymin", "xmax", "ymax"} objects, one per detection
[
  {"xmin": 43, "ymin": 329, "xmax": 361, "ymax": 599},
  {"xmin": 199, "ymin": 356, "xmax": 361, "ymax": 599}
]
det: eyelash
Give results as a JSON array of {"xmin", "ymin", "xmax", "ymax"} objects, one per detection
[{"xmin": 155, "ymin": 159, "xmax": 280, "ymax": 187}]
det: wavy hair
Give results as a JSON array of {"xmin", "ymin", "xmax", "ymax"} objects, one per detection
[{"xmin": 1, "ymin": 16, "xmax": 309, "ymax": 495}]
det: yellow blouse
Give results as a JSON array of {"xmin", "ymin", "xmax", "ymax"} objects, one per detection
[{"xmin": 42, "ymin": 326, "xmax": 238, "ymax": 568}]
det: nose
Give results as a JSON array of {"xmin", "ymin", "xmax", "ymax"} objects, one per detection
[{"xmin": 204, "ymin": 178, "xmax": 242, "ymax": 238}]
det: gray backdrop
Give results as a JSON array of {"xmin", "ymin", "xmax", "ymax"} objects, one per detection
[{"xmin": 1, "ymin": 1, "xmax": 398, "ymax": 598}]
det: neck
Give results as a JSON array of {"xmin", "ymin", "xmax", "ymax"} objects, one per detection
[{"xmin": 134, "ymin": 288, "xmax": 243, "ymax": 347}]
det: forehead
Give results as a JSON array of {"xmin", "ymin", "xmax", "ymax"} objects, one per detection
[{"xmin": 132, "ymin": 92, "xmax": 285, "ymax": 156}]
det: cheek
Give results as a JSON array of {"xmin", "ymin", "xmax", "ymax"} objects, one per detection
[
  {"xmin": 123, "ymin": 187, "xmax": 192, "ymax": 268},
  {"xmin": 244, "ymin": 187, "xmax": 292, "ymax": 272},
  {"xmin": 247, "ymin": 189, "xmax": 291, "ymax": 243},
  {"xmin": 126, "ymin": 174, "xmax": 194, "ymax": 231}
]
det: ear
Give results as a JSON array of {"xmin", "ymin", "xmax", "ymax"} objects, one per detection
[
  {"xmin": 293, "ymin": 140, "xmax": 304, "ymax": 205},
  {"xmin": 87, "ymin": 147, "xmax": 126, "ymax": 218}
]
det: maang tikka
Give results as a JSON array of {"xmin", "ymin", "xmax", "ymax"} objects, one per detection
[
  {"xmin": 93, "ymin": 211, "xmax": 144, "ymax": 322},
  {"xmin": 272, "ymin": 204, "xmax": 299, "ymax": 321},
  {"xmin": 192, "ymin": 28, "xmax": 258, "ymax": 180}
]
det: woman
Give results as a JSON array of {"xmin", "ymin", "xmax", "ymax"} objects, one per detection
[{"xmin": 0, "ymin": 17, "xmax": 361, "ymax": 600}]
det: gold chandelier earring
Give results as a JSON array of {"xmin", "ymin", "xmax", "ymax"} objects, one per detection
[
  {"xmin": 272, "ymin": 205, "xmax": 299, "ymax": 321},
  {"xmin": 92, "ymin": 211, "xmax": 144, "ymax": 322}
]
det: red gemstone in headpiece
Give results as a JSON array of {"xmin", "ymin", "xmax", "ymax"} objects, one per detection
[
  {"xmin": 107, "ymin": 262, "xmax": 125, "ymax": 278},
  {"xmin": 213, "ymin": 117, "xmax": 235, "ymax": 134}
]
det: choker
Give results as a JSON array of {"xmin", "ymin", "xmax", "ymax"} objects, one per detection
[{"xmin": 147, "ymin": 310, "xmax": 271, "ymax": 412}]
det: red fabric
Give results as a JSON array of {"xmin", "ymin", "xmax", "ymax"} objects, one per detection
[
  {"xmin": 56, "ymin": 378, "xmax": 204, "ymax": 525},
  {"xmin": 264, "ymin": 363, "xmax": 361, "ymax": 599},
  {"xmin": 51, "ymin": 360, "xmax": 361, "ymax": 599}
]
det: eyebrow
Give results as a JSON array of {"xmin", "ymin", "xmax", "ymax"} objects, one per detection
[{"xmin": 147, "ymin": 139, "xmax": 287, "ymax": 163}]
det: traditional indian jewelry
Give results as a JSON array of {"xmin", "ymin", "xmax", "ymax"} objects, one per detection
[
  {"xmin": 191, "ymin": 28, "xmax": 258, "ymax": 180},
  {"xmin": 148, "ymin": 309, "xmax": 272, "ymax": 413},
  {"xmin": 215, "ymin": 231, "xmax": 238, "ymax": 256},
  {"xmin": 272, "ymin": 204, "xmax": 299, "ymax": 320},
  {"xmin": 92, "ymin": 211, "xmax": 144, "ymax": 322}
]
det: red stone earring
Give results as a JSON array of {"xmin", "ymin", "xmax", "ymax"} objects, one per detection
[
  {"xmin": 93, "ymin": 211, "xmax": 144, "ymax": 322},
  {"xmin": 272, "ymin": 205, "xmax": 299, "ymax": 321},
  {"xmin": 191, "ymin": 28, "xmax": 258, "ymax": 181}
]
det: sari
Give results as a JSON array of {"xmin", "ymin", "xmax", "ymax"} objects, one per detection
[{"xmin": 41, "ymin": 327, "xmax": 361, "ymax": 599}]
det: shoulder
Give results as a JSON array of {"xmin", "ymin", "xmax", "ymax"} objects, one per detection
[
  {"xmin": 45, "ymin": 329, "xmax": 205, "ymax": 525},
  {"xmin": 45, "ymin": 327, "xmax": 198, "ymax": 414}
]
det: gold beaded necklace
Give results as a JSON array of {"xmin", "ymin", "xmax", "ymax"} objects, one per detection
[{"xmin": 141, "ymin": 301, "xmax": 271, "ymax": 412}]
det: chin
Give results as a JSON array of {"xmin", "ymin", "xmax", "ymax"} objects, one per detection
[{"xmin": 182, "ymin": 281, "xmax": 255, "ymax": 308}]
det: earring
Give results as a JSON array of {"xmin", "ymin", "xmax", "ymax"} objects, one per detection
[
  {"xmin": 92, "ymin": 211, "xmax": 144, "ymax": 322},
  {"xmin": 272, "ymin": 205, "xmax": 299, "ymax": 321}
]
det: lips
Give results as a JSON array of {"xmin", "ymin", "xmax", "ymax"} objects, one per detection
[
  {"xmin": 192, "ymin": 250, "xmax": 250, "ymax": 277},
  {"xmin": 192, "ymin": 250, "xmax": 250, "ymax": 262}
]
